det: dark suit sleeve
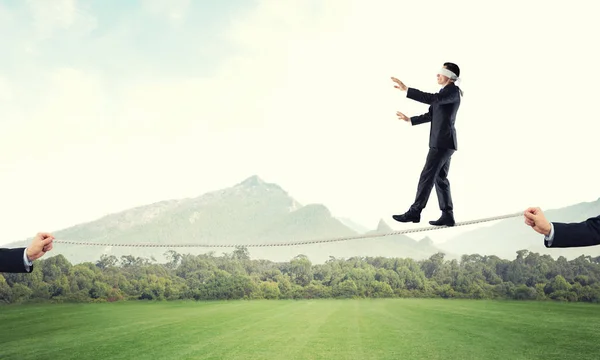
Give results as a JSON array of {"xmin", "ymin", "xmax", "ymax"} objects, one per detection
[
  {"xmin": 0, "ymin": 247, "xmax": 32, "ymax": 273},
  {"xmin": 546, "ymin": 215, "xmax": 600, "ymax": 248},
  {"xmin": 410, "ymin": 107, "xmax": 432, "ymax": 126},
  {"xmin": 407, "ymin": 86, "xmax": 460, "ymax": 105}
]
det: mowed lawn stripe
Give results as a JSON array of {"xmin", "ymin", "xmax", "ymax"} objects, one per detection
[
  {"xmin": 288, "ymin": 299, "xmax": 368, "ymax": 360},
  {"xmin": 107, "ymin": 300, "xmax": 301, "ymax": 359},
  {"xmin": 1, "ymin": 301, "xmax": 234, "ymax": 359},
  {"xmin": 384, "ymin": 299, "xmax": 600, "ymax": 360},
  {"xmin": 300, "ymin": 299, "xmax": 403, "ymax": 359},
  {"xmin": 175, "ymin": 300, "xmax": 331, "ymax": 359}
]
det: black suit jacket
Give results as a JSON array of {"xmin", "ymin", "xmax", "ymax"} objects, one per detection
[
  {"xmin": 0, "ymin": 247, "xmax": 32, "ymax": 273},
  {"xmin": 545, "ymin": 215, "xmax": 600, "ymax": 248},
  {"xmin": 407, "ymin": 82, "xmax": 461, "ymax": 150}
]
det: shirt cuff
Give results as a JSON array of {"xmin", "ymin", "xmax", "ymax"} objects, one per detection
[
  {"xmin": 23, "ymin": 248, "xmax": 33, "ymax": 268},
  {"xmin": 544, "ymin": 222, "xmax": 554, "ymax": 246}
]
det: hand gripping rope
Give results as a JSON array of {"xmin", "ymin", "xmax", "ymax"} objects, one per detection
[{"xmin": 51, "ymin": 211, "xmax": 523, "ymax": 248}]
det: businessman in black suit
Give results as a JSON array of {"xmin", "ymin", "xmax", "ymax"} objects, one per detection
[
  {"xmin": 524, "ymin": 207, "xmax": 600, "ymax": 248},
  {"xmin": 391, "ymin": 62, "xmax": 463, "ymax": 226},
  {"xmin": 0, "ymin": 232, "xmax": 55, "ymax": 273}
]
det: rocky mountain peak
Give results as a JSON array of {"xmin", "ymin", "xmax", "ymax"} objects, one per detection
[
  {"xmin": 376, "ymin": 219, "xmax": 393, "ymax": 233},
  {"xmin": 238, "ymin": 175, "xmax": 266, "ymax": 187},
  {"xmin": 419, "ymin": 236, "xmax": 434, "ymax": 246}
]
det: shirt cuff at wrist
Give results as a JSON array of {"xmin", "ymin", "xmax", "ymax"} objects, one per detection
[{"xmin": 23, "ymin": 248, "xmax": 33, "ymax": 266}]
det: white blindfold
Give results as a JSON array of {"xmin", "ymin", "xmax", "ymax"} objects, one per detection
[{"xmin": 438, "ymin": 67, "xmax": 458, "ymax": 80}]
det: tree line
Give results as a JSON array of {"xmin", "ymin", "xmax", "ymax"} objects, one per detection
[{"xmin": 1, "ymin": 247, "xmax": 600, "ymax": 304}]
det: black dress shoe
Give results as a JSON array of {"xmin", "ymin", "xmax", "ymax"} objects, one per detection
[
  {"xmin": 429, "ymin": 212, "xmax": 455, "ymax": 226},
  {"xmin": 392, "ymin": 211, "xmax": 420, "ymax": 223}
]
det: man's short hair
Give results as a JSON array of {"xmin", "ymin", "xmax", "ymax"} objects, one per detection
[{"xmin": 443, "ymin": 62, "xmax": 460, "ymax": 78}]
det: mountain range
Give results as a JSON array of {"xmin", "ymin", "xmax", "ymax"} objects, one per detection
[{"xmin": 4, "ymin": 175, "xmax": 599, "ymax": 265}]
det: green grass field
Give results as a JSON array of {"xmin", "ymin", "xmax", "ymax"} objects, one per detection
[{"xmin": 1, "ymin": 299, "xmax": 599, "ymax": 359}]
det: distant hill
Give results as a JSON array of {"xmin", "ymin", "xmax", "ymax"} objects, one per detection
[
  {"xmin": 438, "ymin": 198, "xmax": 600, "ymax": 259},
  {"xmin": 3, "ymin": 175, "xmax": 450, "ymax": 265}
]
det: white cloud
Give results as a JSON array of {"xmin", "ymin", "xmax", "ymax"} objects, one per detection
[
  {"xmin": 0, "ymin": 2, "xmax": 11, "ymax": 24},
  {"xmin": 141, "ymin": 0, "xmax": 191, "ymax": 23},
  {"xmin": 26, "ymin": 0, "xmax": 97, "ymax": 40},
  {"xmin": 0, "ymin": 66, "xmax": 112, "ymax": 180}
]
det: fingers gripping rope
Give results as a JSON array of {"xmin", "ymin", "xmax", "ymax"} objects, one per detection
[{"xmin": 52, "ymin": 212, "xmax": 523, "ymax": 248}]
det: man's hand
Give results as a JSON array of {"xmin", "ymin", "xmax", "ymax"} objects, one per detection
[
  {"xmin": 524, "ymin": 207, "xmax": 552, "ymax": 236},
  {"xmin": 391, "ymin": 77, "xmax": 407, "ymax": 91},
  {"xmin": 25, "ymin": 232, "xmax": 55, "ymax": 261},
  {"xmin": 396, "ymin": 111, "xmax": 410, "ymax": 122}
]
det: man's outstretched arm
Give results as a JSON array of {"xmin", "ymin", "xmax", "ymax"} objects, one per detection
[
  {"xmin": 524, "ymin": 207, "xmax": 600, "ymax": 248},
  {"xmin": 410, "ymin": 109, "xmax": 432, "ymax": 125},
  {"xmin": 0, "ymin": 232, "xmax": 55, "ymax": 273},
  {"xmin": 544, "ymin": 216, "xmax": 600, "ymax": 248},
  {"xmin": 406, "ymin": 86, "xmax": 460, "ymax": 105},
  {"xmin": 390, "ymin": 76, "xmax": 459, "ymax": 105},
  {"xmin": 0, "ymin": 247, "xmax": 32, "ymax": 273},
  {"xmin": 395, "ymin": 109, "xmax": 431, "ymax": 125}
]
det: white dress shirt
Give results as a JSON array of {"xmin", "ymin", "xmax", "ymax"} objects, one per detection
[
  {"xmin": 22, "ymin": 248, "xmax": 33, "ymax": 272},
  {"xmin": 544, "ymin": 223, "xmax": 555, "ymax": 246}
]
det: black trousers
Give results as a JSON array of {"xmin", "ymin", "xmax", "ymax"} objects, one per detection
[{"xmin": 409, "ymin": 147, "xmax": 455, "ymax": 213}]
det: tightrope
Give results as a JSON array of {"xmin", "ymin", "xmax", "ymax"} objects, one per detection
[{"xmin": 52, "ymin": 211, "xmax": 523, "ymax": 248}]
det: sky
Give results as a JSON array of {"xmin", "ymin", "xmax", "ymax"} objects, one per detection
[{"xmin": 1, "ymin": 0, "xmax": 598, "ymax": 246}]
